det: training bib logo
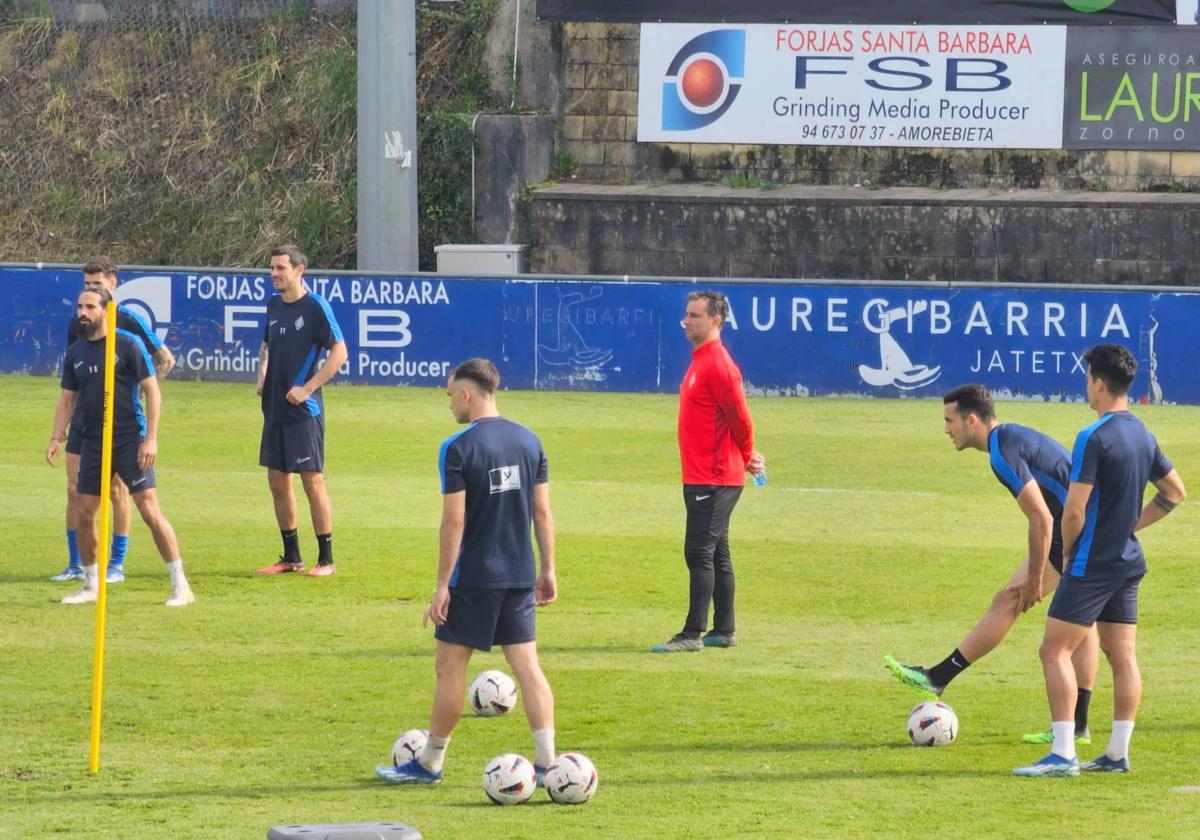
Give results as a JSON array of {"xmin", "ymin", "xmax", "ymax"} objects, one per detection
[{"xmin": 489, "ymin": 465, "xmax": 521, "ymax": 494}]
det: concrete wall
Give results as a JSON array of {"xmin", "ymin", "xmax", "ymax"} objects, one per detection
[
  {"xmin": 526, "ymin": 183, "xmax": 1198, "ymax": 284},
  {"xmin": 484, "ymin": 0, "xmax": 562, "ymax": 109},
  {"xmin": 558, "ymin": 22, "xmax": 1200, "ymax": 191}
]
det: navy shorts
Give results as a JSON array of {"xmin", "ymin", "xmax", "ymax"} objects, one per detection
[
  {"xmin": 259, "ymin": 416, "xmax": 324, "ymax": 473},
  {"xmin": 435, "ymin": 587, "xmax": 536, "ymax": 652},
  {"xmin": 66, "ymin": 427, "xmax": 83, "ymax": 456},
  {"xmin": 78, "ymin": 436, "xmax": 155, "ymax": 497},
  {"xmin": 1048, "ymin": 573, "xmax": 1143, "ymax": 626}
]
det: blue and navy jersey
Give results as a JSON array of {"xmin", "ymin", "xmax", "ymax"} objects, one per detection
[
  {"xmin": 1067, "ymin": 411, "xmax": 1173, "ymax": 579},
  {"xmin": 261, "ymin": 292, "xmax": 344, "ymax": 424},
  {"xmin": 439, "ymin": 417, "xmax": 549, "ymax": 589},
  {"xmin": 61, "ymin": 331, "xmax": 155, "ymax": 440},
  {"xmin": 67, "ymin": 306, "xmax": 163, "ymax": 353},
  {"xmin": 988, "ymin": 423, "xmax": 1071, "ymax": 523}
]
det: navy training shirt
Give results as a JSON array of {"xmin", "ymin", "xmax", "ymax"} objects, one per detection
[
  {"xmin": 261, "ymin": 292, "xmax": 344, "ymax": 424},
  {"xmin": 67, "ymin": 306, "xmax": 163, "ymax": 353},
  {"xmin": 988, "ymin": 423, "xmax": 1071, "ymax": 523},
  {"xmin": 61, "ymin": 330, "xmax": 155, "ymax": 440},
  {"xmin": 1068, "ymin": 411, "xmax": 1173, "ymax": 579},
  {"xmin": 439, "ymin": 416, "xmax": 549, "ymax": 589}
]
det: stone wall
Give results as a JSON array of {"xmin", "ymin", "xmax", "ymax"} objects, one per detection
[
  {"xmin": 526, "ymin": 183, "xmax": 1197, "ymax": 285},
  {"xmin": 559, "ymin": 22, "xmax": 1200, "ymax": 191}
]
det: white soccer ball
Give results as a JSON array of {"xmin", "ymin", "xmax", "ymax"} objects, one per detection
[
  {"xmin": 907, "ymin": 701, "xmax": 958, "ymax": 746},
  {"xmin": 544, "ymin": 752, "xmax": 599, "ymax": 804},
  {"xmin": 469, "ymin": 669, "xmax": 518, "ymax": 717},
  {"xmin": 482, "ymin": 753, "xmax": 537, "ymax": 805},
  {"xmin": 390, "ymin": 728, "xmax": 428, "ymax": 767}
]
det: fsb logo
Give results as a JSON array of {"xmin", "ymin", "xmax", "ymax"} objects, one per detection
[
  {"xmin": 115, "ymin": 275, "xmax": 172, "ymax": 342},
  {"xmin": 662, "ymin": 29, "xmax": 745, "ymax": 131}
]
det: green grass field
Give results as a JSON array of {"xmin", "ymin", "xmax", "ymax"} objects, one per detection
[{"xmin": 2, "ymin": 374, "xmax": 1199, "ymax": 839}]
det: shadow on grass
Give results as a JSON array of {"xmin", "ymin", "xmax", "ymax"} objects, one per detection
[
  {"xmin": 323, "ymin": 644, "xmax": 651, "ymax": 659},
  {"xmin": 47, "ymin": 766, "xmax": 1003, "ymax": 806},
  {"xmin": 608, "ymin": 739, "xmax": 914, "ymax": 753}
]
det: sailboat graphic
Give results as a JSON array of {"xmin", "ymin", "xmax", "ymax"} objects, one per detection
[
  {"xmin": 537, "ymin": 285, "xmax": 614, "ymax": 370},
  {"xmin": 857, "ymin": 302, "xmax": 941, "ymax": 391}
]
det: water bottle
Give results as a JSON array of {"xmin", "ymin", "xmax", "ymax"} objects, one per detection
[{"xmin": 752, "ymin": 469, "xmax": 768, "ymax": 487}]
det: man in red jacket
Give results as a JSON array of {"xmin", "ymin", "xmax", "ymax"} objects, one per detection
[{"xmin": 653, "ymin": 290, "xmax": 765, "ymax": 653}]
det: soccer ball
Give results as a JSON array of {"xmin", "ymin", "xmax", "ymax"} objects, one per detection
[
  {"xmin": 482, "ymin": 753, "xmax": 537, "ymax": 805},
  {"xmin": 390, "ymin": 728, "xmax": 428, "ymax": 767},
  {"xmin": 544, "ymin": 752, "xmax": 598, "ymax": 804},
  {"xmin": 469, "ymin": 669, "xmax": 518, "ymax": 717},
  {"xmin": 907, "ymin": 701, "xmax": 958, "ymax": 746}
]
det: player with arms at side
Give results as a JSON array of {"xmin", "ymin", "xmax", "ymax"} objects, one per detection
[
  {"xmin": 254, "ymin": 245, "xmax": 348, "ymax": 577},
  {"xmin": 378, "ymin": 359, "xmax": 558, "ymax": 785},
  {"xmin": 46, "ymin": 257, "xmax": 175, "ymax": 584},
  {"xmin": 653, "ymin": 290, "xmax": 765, "ymax": 653},
  {"xmin": 1015, "ymin": 345, "xmax": 1184, "ymax": 777},
  {"xmin": 51, "ymin": 286, "xmax": 193, "ymax": 606},
  {"xmin": 885, "ymin": 384, "xmax": 1100, "ymax": 745}
]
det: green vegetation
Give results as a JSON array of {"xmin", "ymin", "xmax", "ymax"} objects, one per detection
[
  {"xmin": 0, "ymin": 1, "xmax": 501, "ymax": 270},
  {"xmin": 549, "ymin": 149, "xmax": 579, "ymax": 181},
  {"xmin": 722, "ymin": 174, "xmax": 780, "ymax": 190},
  {"xmin": 3, "ymin": 377, "xmax": 1200, "ymax": 838}
]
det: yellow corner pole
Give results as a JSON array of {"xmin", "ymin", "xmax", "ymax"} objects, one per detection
[{"xmin": 88, "ymin": 300, "xmax": 117, "ymax": 774}]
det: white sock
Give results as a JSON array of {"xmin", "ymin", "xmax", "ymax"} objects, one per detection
[
  {"xmin": 83, "ymin": 565, "xmax": 99, "ymax": 591},
  {"xmin": 533, "ymin": 728, "xmax": 555, "ymax": 767},
  {"xmin": 165, "ymin": 560, "xmax": 187, "ymax": 587},
  {"xmin": 419, "ymin": 734, "xmax": 450, "ymax": 773},
  {"xmin": 1051, "ymin": 721, "xmax": 1076, "ymax": 760},
  {"xmin": 1107, "ymin": 720, "xmax": 1135, "ymax": 761}
]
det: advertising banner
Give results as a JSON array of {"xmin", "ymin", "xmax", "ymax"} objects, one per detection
[
  {"xmin": 1064, "ymin": 26, "xmax": 1200, "ymax": 149},
  {"xmin": 3, "ymin": 267, "xmax": 1198, "ymax": 404},
  {"xmin": 637, "ymin": 24, "xmax": 1067, "ymax": 148},
  {"xmin": 539, "ymin": 0, "xmax": 1175, "ymax": 25}
]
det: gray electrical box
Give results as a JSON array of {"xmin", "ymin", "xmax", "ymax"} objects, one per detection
[
  {"xmin": 267, "ymin": 823, "xmax": 422, "ymax": 840},
  {"xmin": 434, "ymin": 244, "xmax": 527, "ymax": 276}
]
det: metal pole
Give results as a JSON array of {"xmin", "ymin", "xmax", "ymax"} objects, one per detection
[{"xmin": 357, "ymin": 0, "xmax": 419, "ymax": 272}]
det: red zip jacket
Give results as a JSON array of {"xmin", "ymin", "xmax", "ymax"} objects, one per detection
[{"xmin": 678, "ymin": 338, "xmax": 754, "ymax": 486}]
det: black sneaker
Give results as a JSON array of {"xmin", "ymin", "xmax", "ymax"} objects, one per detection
[
  {"xmin": 701, "ymin": 632, "xmax": 736, "ymax": 648},
  {"xmin": 651, "ymin": 633, "xmax": 704, "ymax": 653}
]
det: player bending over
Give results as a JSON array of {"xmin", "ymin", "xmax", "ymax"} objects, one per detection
[{"xmin": 885, "ymin": 384, "xmax": 1099, "ymax": 745}]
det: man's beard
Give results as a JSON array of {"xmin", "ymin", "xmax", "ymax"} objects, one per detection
[{"xmin": 80, "ymin": 318, "xmax": 100, "ymax": 338}]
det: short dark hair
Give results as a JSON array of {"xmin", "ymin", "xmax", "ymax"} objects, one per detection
[
  {"xmin": 271, "ymin": 244, "xmax": 308, "ymax": 269},
  {"xmin": 452, "ymin": 358, "xmax": 500, "ymax": 394},
  {"xmin": 687, "ymin": 290, "xmax": 729, "ymax": 322},
  {"xmin": 82, "ymin": 257, "xmax": 118, "ymax": 278},
  {"xmin": 1084, "ymin": 344, "xmax": 1136, "ymax": 396},
  {"xmin": 942, "ymin": 383, "xmax": 995, "ymax": 422},
  {"xmin": 79, "ymin": 285, "xmax": 113, "ymax": 306}
]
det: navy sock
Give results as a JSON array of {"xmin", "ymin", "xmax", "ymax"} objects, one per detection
[
  {"xmin": 317, "ymin": 533, "xmax": 333, "ymax": 565},
  {"xmin": 110, "ymin": 534, "xmax": 129, "ymax": 567},
  {"xmin": 1076, "ymin": 688, "xmax": 1092, "ymax": 731},
  {"xmin": 281, "ymin": 529, "xmax": 301, "ymax": 564},
  {"xmin": 66, "ymin": 529, "xmax": 81, "ymax": 568},
  {"xmin": 927, "ymin": 648, "xmax": 971, "ymax": 689}
]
